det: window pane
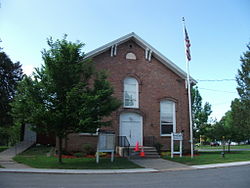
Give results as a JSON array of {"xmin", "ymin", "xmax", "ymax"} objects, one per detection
[
  {"xmin": 160, "ymin": 100, "xmax": 175, "ymax": 135},
  {"xmin": 124, "ymin": 77, "xmax": 138, "ymax": 107},
  {"xmin": 124, "ymin": 91, "xmax": 135, "ymax": 106},
  {"xmin": 161, "ymin": 124, "xmax": 173, "ymax": 135}
]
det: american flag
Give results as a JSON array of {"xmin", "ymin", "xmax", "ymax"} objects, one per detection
[{"xmin": 184, "ymin": 27, "xmax": 191, "ymax": 61}]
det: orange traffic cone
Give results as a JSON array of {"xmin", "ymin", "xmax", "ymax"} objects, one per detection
[
  {"xmin": 140, "ymin": 147, "xmax": 145, "ymax": 157},
  {"xmin": 134, "ymin": 141, "xmax": 140, "ymax": 152}
]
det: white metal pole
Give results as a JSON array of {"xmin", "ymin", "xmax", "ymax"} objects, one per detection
[{"xmin": 182, "ymin": 17, "xmax": 194, "ymax": 158}]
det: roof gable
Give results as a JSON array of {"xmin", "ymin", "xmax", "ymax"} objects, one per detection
[{"xmin": 85, "ymin": 32, "xmax": 196, "ymax": 83}]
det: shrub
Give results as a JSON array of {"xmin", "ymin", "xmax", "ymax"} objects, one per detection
[
  {"xmin": 73, "ymin": 152, "xmax": 85, "ymax": 158},
  {"xmin": 154, "ymin": 142, "xmax": 163, "ymax": 154},
  {"xmin": 82, "ymin": 144, "xmax": 96, "ymax": 155}
]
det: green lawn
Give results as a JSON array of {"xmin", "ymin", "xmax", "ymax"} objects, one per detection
[
  {"xmin": 163, "ymin": 151, "xmax": 250, "ymax": 165},
  {"xmin": 0, "ymin": 146, "xmax": 9, "ymax": 152},
  {"xmin": 13, "ymin": 145, "xmax": 141, "ymax": 169},
  {"xmin": 196, "ymin": 144, "xmax": 250, "ymax": 150}
]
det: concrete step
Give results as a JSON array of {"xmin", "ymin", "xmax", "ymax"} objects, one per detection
[{"xmin": 129, "ymin": 147, "xmax": 160, "ymax": 159}]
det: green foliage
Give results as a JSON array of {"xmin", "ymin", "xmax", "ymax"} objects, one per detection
[
  {"xmin": 231, "ymin": 99, "xmax": 250, "ymax": 141},
  {"xmin": 153, "ymin": 142, "xmax": 163, "ymax": 154},
  {"xmin": 191, "ymin": 86, "xmax": 212, "ymax": 141},
  {"xmin": 0, "ymin": 51, "xmax": 23, "ymax": 145},
  {"xmin": 11, "ymin": 35, "xmax": 121, "ymax": 162},
  {"xmin": 236, "ymin": 43, "xmax": 250, "ymax": 102},
  {"xmin": 82, "ymin": 144, "xmax": 96, "ymax": 155},
  {"xmin": 231, "ymin": 43, "xmax": 250, "ymax": 141},
  {"xmin": 212, "ymin": 111, "xmax": 239, "ymax": 144},
  {"xmin": 73, "ymin": 152, "xmax": 85, "ymax": 158}
]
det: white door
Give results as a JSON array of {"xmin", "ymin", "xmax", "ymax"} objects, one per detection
[{"xmin": 120, "ymin": 113, "xmax": 143, "ymax": 146}]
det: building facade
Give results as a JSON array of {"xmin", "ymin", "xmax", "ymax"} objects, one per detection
[{"xmin": 63, "ymin": 33, "xmax": 196, "ymax": 152}]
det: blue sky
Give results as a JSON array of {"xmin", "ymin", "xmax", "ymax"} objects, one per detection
[{"xmin": 1, "ymin": 0, "xmax": 249, "ymax": 120}]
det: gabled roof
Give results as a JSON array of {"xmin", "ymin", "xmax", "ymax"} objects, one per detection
[{"xmin": 85, "ymin": 32, "xmax": 196, "ymax": 83}]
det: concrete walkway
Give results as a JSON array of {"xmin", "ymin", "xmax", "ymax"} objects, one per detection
[
  {"xmin": 0, "ymin": 141, "xmax": 35, "ymax": 169},
  {"xmin": 131, "ymin": 158, "xmax": 193, "ymax": 171}
]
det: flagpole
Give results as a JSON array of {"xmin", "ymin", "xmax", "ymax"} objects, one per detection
[{"xmin": 182, "ymin": 17, "xmax": 194, "ymax": 158}]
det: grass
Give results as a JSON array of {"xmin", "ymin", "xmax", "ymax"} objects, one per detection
[
  {"xmin": 163, "ymin": 151, "xmax": 250, "ymax": 165},
  {"xmin": 0, "ymin": 146, "xmax": 9, "ymax": 152},
  {"xmin": 196, "ymin": 144, "xmax": 250, "ymax": 150},
  {"xmin": 13, "ymin": 145, "xmax": 141, "ymax": 169}
]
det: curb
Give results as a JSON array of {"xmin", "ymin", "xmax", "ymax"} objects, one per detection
[
  {"xmin": 0, "ymin": 168, "xmax": 158, "ymax": 175},
  {"xmin": 191, "ymin": 161, "xmax": 250, "ymax": 169},
  {"xmin": 1, "ymin": 161, "xmax": 250, "ymax": 174}
]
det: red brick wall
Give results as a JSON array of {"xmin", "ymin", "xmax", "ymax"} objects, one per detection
[
  {"xmin": 93, "ymin": 40, "xmax": 190, "ymax": 151},
  {"xmin": 66, "ymin": 39, "xmax": 191, "ymax": 152},
  {"xmin": 60, "ymin": 133, "xmax": 98, "ymax": 152}
]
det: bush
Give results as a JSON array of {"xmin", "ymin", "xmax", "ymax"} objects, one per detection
[
  {"xmin": 73, "ymin": 152, "xmax": 85, "ymax": 158},
  {"xmin": 154, "ymin": 142, "xmax": 163, "ymax": 154},
  {"xmin": 82, "ymin": 144, "xmax": 96, "ymax": 155}
]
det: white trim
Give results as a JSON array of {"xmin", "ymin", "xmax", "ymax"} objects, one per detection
[
  {"xmin": 84, "ymin": 32, "xmax": 197, "ymax": 84},
  {"xmin": 145, "ymin": 48, "xmax": 149, "ymax": 59},
  {"xmin": 110, "ymin": 45, "xmax": 114, "ymax": 57}
]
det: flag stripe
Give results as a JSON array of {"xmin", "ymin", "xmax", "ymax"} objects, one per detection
[{"xmin": 185, "ymin": 27, "xmax": 191, "ymax": 61}]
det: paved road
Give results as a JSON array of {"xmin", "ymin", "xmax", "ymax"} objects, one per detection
[{"xmin": 1, "ymin": 165, "xmax": 249, "ymax": 188}]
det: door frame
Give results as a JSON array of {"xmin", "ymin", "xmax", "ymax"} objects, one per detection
[{"xmin": 119, "ymin": 112, "xmax": 143, "ymax": 146}]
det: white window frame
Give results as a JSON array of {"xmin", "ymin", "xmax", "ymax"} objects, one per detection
[
  {"xmin": 123, "ymin": 77, "xmax": 139, "ymax": 108},
  {"xmin": 160, "ymin": 100, "xmax": 176, "ymax": 136}
]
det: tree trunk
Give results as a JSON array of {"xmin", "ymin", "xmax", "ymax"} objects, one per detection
[
  {"xmin": 227, "ymin": 143, "xmax": 231, "ymax": 152},
  {"xmin": 58, "ymin": 136, "xmax": 63, "ymax": 164}
]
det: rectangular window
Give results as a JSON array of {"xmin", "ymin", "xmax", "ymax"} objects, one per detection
[{"xmin": 160, "ymin": 100, "xmax": 176, "ymax": 136}]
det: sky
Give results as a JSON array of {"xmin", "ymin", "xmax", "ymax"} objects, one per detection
[{"xmin": 0, "ymin": 0, "xmax": 249, "ymax": 121}]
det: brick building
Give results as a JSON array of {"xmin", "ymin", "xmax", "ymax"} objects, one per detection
[{"xmin": 63, "ymin": 33, "xmax": 196, "ymax": 153}]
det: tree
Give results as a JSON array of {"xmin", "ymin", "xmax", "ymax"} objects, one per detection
[
  {"xmin": 231, "ymin": 43, "xmax": 250, "ymax": 141},
  {"xmin": 231, "ymin": 98, "xmax": 250, "ymax": 141},
  {"xmin": 11, "ymin": 36, "xmax": 121, "ymax": 163},
  {"xmin": 213, "ymin": 110, "xmax": 240, "ymax": 151},
  {"xmin": 191, "ymin": 86, "xmax": 212, "ymax": 142},
  {"xmin": 0, "ymin": 51, "xmax": 23, "ymax": 145}
]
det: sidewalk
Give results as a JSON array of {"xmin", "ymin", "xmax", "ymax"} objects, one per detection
[
  {"xmin": 1, "ymin": 159, "xmax": 250, "ymax": 174},
  {"xmin": 192, "ymin": 161, "xmax": 250, "ymax": 169},
  {"xmin": 131, "ymin": 158, "xmax": 193, "ymax": 171},
  {"xmin": 0, "ymin": 141, "xmax": 35, "ymax": 169}
]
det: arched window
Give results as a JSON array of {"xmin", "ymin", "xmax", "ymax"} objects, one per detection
[
  {"xmin": 126, "ymin": 52, "xmax": 136, "ymax": 60},
  {"xmin": 124, "ymin": 77, "xmax": 139, "ymax": 108},
  {"xmin": 160, "ymin": 100, "xmax": 176, "ymax": 136}
]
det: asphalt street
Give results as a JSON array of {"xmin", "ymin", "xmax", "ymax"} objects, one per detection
[{"xmin": 0, "ymin": 165, "xmax": 250, "ymax": 188}]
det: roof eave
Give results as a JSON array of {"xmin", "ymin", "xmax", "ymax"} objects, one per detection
[{"xmin": 84, "ymin": 32, "xmax": 197, "ymax": 84}]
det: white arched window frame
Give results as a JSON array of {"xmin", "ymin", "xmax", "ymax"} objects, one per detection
[
  {"xmin": 160, "ymin": 100, "xmax": 176, "ymax": 136},
  {"xmin": 123, "ymin": 77, "xmax": 139, "ymax": 108}
]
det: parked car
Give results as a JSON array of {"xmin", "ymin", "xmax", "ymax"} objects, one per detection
[{"xmin": 210, "ymin": 142, "xmax": 220, "ymax": 146}]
